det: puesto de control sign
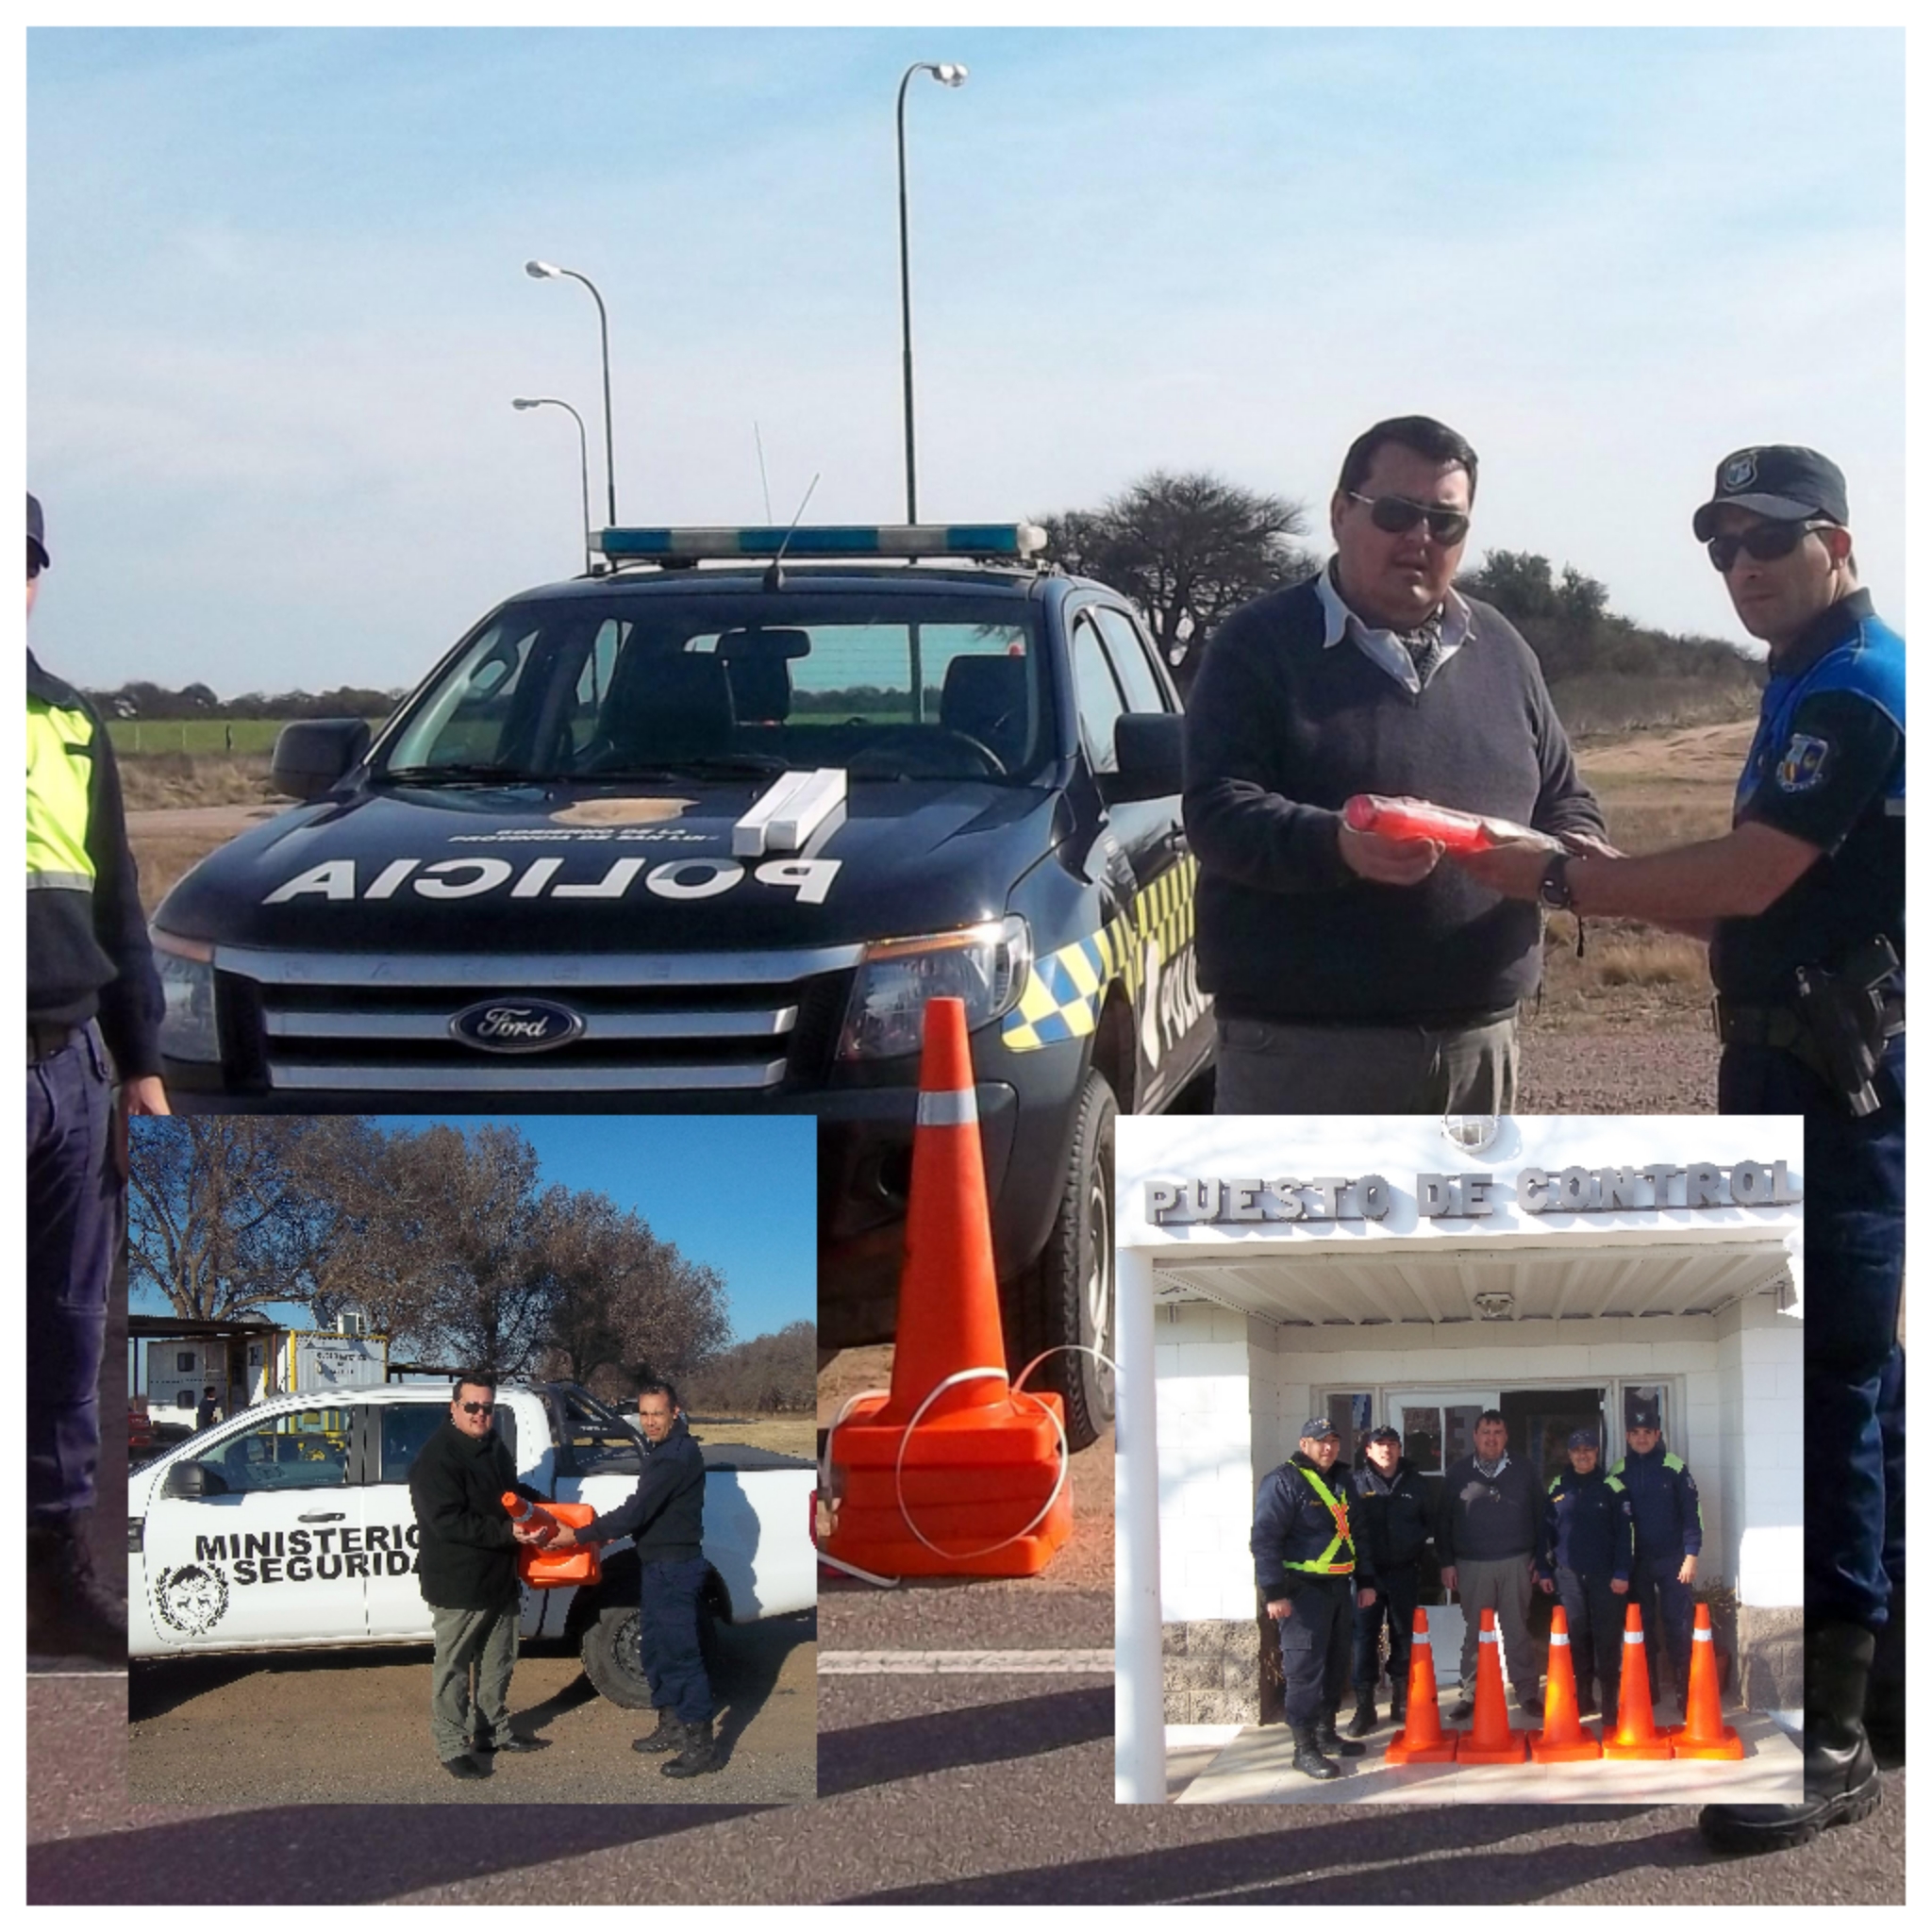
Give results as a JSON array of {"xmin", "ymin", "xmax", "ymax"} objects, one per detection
[{"xmin": 1144, "ymin": 1160, "xmax": 1802, "ymax": 1226}]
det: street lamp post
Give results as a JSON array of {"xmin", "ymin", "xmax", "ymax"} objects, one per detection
[
  {"xmin": 895, "ymin": 60, "xmax": 968, "ymax": 525},
  {"xmin": 512, "ymin": 397, "xmax": 594, "ymax": 575},
  {"xmin": 525, "ymin": 259, "xmax": 618, "ymax": 528}
]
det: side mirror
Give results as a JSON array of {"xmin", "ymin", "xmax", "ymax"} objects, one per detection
[
  {"xmin": 162, "ymin": 1460, "xmax": 229, "ymax": 1499},
  {"xmin": 1108, "ymin": 712, "xmax": 1186, "ymax": 802},
  {"xmin": 271, "ymin": 719, "xmax": 372, "ymax": 801}
]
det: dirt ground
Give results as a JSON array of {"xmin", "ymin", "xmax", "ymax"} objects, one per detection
[
  {"xmin": 692, "ymin": 1415, "xmax": 815, "ymax": 1460},
  {"xmin": 126, "ymin": 1612, "xmax": 817, "ymax": 1806}
]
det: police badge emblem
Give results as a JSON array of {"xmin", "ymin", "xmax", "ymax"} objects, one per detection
[
  {"xmin": 153, "ymin": 1561, "xmax": 230, "ymax": 1637},
  {"xmin": 1721, "ymin": 451, "xmax": 1759, "ymax": 493},
  {"xmin": 1776, "ymin": 733, "xmax": 1830, "ymax": 791}
]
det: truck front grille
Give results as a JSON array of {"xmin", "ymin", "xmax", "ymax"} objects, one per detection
[{"xmin": 210, "ymin": 944, "xmax": 862, "ymax": 1094}]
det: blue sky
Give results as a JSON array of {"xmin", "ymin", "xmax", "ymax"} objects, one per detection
[
  {"xmin": 27, "ymin": 25, "xmax": 1907, "ymax": 694},
  {"xmin": 128, "ymin": 1113, "xmax": 816, "ymax": 1347}
]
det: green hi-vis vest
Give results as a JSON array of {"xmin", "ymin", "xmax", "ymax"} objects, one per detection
[
  {"xmin": 27, "ymin": 698, "xmax": 98, "ymax": 895},
  {"xmin": 1283, "ymin": 1465, "xmax": 1357, "ymax": 1575}
]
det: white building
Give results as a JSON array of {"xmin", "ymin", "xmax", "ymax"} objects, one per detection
[{"xmin": 1114, "ymin": 1115, "xmax": 1804, "ymax": 1804}]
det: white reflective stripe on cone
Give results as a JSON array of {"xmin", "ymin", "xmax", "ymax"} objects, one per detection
[
  {"xmin": 1551, "ymin": 1632, "xmax": 1570, "ymax": 1646},
  {"xmin": 1693, "ymin": 1627, "xmax": 1712, "ymax": 1641},
  {"xmin": 1625, "ymin": 1630, "xmax": 1644, "ymax": 1643},
  {"xmin": 915, "ymin": 1090, "xmax": 977, "ymax": 1126}
]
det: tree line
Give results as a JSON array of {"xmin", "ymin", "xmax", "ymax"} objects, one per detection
[
  {"xmin": 88, "ymin": 680, "xmax": 404, "ymax": 722},
  {"xmin": 1034, "ymin": 471, "xmax": 1764, "ymax": 731},
  {"xmin": 126, "ymin": 1118, "xmax": 811, "ymax": 1409}
]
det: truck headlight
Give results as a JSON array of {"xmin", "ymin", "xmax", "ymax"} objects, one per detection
[
  {"xmin": 154, "ymin": 931, "xmax": 221, "ymax": 1062},
  {"xmin": 839, "ymin": 916, "xmax": 1032, "ymax": 1061}
]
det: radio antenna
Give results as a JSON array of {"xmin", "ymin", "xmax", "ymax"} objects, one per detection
[
  {"xmin": 754, "ymin": 421, "xmax": 774, "ymax": 524},
  {"xmin": 763, "ymin": 472, "xmax": 821, "ymax": 591}
]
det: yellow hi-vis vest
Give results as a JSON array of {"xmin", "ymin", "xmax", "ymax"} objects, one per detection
[
  {"xmin": 27, "ymin": 697, "xmax": 98, "ymax": 897},
  {"xmin": 1283, "ymin": 1465, "xmax": 1357, "ymax": 1575}
]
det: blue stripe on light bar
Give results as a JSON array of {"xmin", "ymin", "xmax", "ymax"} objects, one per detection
[{"xmin": 594, "ymin": 523, "xmax": 1043, "ymax": 560}]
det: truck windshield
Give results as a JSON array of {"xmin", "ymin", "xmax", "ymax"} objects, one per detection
[{"xmin": 378, "ymin": 591, "xmax": 1050, "ymax": 786}]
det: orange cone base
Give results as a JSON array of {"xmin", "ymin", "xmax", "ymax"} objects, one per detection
[
  {"xmin": 1453, "ymin": 1729, "xmax": 1529, "ymax": 1765},
  {"xmin": 1668, "ymin": 1724, "xmax": 1745, "ymax": 1760},
  {"xmin": 1602, "ymin": 1733, "xmax": 1674, "ymax": 1760},
  {"xmin": 1529, "ymin": 1726, "xmax": 1604, "ymax": 1763},
  {"xmin": 824, "ymin": 1389, "xmax": 1073, "ymax": 1577},
  {"xmin": 1384, "ymin": 1728, "xmax": 1458, "ymax": 1764}
]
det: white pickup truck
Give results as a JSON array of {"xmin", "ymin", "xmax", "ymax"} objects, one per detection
[{"xmin": 127, "ymin": 1381, "xmax": 816, "ymax": 1707}]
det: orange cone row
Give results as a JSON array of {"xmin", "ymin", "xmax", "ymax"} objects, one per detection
[{"xmin": 1382, "ymin": 1603, "xmax": 1747, "ymax": 1764}]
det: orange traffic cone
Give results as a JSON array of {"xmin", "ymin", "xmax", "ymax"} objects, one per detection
[
  {"xmin": 1669, "ymin": 1602, "xmax": 1745, "ymax": 1758},
  {"xmin": 501, "ymin": 1492, "xmax": 602, "ymax": 1588},
  {"xmin": 1529, "ymin": 1606, "xmax": 1604, "ymax": 1762},
  {"xmin": 1602, "ymin": 1603, "xmax": 1673, "ymax": 1759},
  {"xmin": 1456, "ymin": 1607, "xmax": 1528, "ymax": 1763},
  {"xmin": 1385, "ymin": 1607, "xmax": 1457, "ymax": 1763},
  {"xmin": 820, "ymin": 998, "xmax": 1072, "ymax": 1577}
]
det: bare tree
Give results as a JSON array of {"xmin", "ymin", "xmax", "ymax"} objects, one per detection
[
  {"xmin": 1039, "ymin": 471, "xmax": 1318, "ymax": 692},
  {"xmin": 541, "ymin": 1190, "xmax": 731, "ymax": 1393},
  {"xmin": 681, "ymin": 1321, "xmax": 816, "ymax": 1414},
  {"xmin": 127, "ymin": 1117, "xmax": 343, "ymax": 1320}
]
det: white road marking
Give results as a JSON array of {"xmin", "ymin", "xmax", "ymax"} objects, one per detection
[{"xmin": 820, "ymin": 1649, "xmax": 1112, "ymax": 1675}]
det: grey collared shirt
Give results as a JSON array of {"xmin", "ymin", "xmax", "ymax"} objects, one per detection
[{"xmin": 1315, "ymin": 559, "xmax": 1474, "ymax": 693}]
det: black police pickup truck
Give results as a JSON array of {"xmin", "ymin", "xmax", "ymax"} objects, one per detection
[{"xmin": 149, "ymin": 524, "xmax": 1213, "ymax": 1448}]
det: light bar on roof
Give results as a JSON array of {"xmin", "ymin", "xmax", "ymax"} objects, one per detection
[{"xmin": 593, "ymin": 523, "xmax": 1047, "ymax": 562}]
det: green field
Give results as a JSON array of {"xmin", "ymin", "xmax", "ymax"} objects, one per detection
[{"xmin": 107, "ymin": 718, "xmax": 387, "ymax": 756}]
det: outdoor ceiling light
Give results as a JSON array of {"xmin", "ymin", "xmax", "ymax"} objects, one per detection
[
  {"xmin": 1473, "ymin": 1291, "xmax": 1516, "ymax": 1321},
  {"xmin": 1443, "ymin": 1113, "xmax": 1501, "ymax": 1153}
]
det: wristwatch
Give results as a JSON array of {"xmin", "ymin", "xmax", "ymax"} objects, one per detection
[{"xmin": 1538, "ymin": 854, "xmax": 1575, "ymax": 912}]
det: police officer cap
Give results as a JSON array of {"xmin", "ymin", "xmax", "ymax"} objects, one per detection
[
  {"xmin": 1567, "ymin": 1427, "xmax": 1599, "ymax": 1450},
  {"xmin": 1299, "ymin": 1416, "xmax": 1341, "ymax": 1441},
  {"xmin": 1628, "ymin": 1407, "xmax": 1661, "ymax": 1431},
  {"xmin": 27, "ymin": 492, "xmax": 48, "ymax": 571},
  {"xmin": 1692, "ymin": 445, "xmax": 1849, "ymax": 541},
  {"xmin": 1366, "ymin": 1425, "xmax": 1403, "ymax": 1445}
]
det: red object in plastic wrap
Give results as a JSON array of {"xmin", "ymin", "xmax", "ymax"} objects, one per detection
[{"xmin": 1342, "ymin": 793, "xmax": 1560, "ymax": 855}]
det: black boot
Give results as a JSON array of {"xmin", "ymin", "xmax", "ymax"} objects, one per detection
[
  {"xmin": 1290, "ymin": 1724, "xmax": 1341, "ymax": 1780},
  {"xmin": 632, "ymin": 1709, "xmax": 689, "ymax": 1756},
  {"xmin": 1345, "ymin": 1695, "xmax": 1378, "ymax": 1738},
  {"xmin": 1315, "ymin": 1709, "xmax": 1367, "ymax": 1757},
  {"xmin": 660, "ymin": 1717, "xmax": 722, "ymax": 1778},
  {"xmin": 1700, "ymin": 1622, "xmax": 1883, "ymax": 1856},
  {"xmin": 1867, "ymin": 1582, "xmax": 1904, "ymax": 1766},
  {"xmin": 1390, "ymin": 1689, "xmax": 1407, "ymax": 1729},
  {"xmin": 26, "ymin": 1520, "xmax": 126, "ymax": 1666}
]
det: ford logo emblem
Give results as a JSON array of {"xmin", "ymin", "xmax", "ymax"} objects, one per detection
[{"xmin": 448, "ymin": 998, "xmax": 587, "ymax": 1055}]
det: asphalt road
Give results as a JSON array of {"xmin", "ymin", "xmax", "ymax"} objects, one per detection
[{"xmin": 124, "ymin": 1614, "xmax": 816, "ymax": 1807}]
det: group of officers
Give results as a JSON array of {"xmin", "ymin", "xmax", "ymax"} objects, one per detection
[{"xmin": 1252, "ymin": 1408, "xmax": 1703, "ymax": 1782}]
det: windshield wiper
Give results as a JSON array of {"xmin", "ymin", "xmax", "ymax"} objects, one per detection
[
  {"xmin": 376, "ymin": 762, "xmax": 558, "ymax": 787},
  {"xmin": 598, "ymin": 754, "xmax": 792, "ymax": 778}
]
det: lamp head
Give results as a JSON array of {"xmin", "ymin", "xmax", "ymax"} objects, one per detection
[
  {"xmin": 931, "ymin": 62, "xmax": 968, "ymax": 85},
  {"xmin": 525, "ymin": 259, "xmax": 560, "ymax": 279},
  {"xmin": 511, "ymin": 398, "xmax": 539, "ymax": 410}
]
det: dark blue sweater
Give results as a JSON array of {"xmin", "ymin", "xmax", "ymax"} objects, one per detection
[{"xmin": 1183, "ymin": 577, "xmax": 1606, "ymax": 1022}]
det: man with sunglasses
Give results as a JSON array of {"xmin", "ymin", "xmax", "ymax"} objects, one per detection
[
  {"xmin": 408, "ymin": 1373, "xmax": 554, "ymax": 1779},
  {"xmin": 1185, "ymin": 415, "xmax": 1607, "ymax": 1112},
  {"xmin": 27, "ymin": 491, "xmax": 169, "ymax": 1665},
  {"xmin": 1459, "ymin": 444, "xmax": 1903, "ymax": 1856}
]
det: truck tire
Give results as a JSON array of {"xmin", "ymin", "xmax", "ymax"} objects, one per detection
[
  {"xmin": 1003, "ymin": 1066, "xmax": 1116, "ymax": 1454},
  {"xmin": 577, "ymin": 1584, "xmax": 725, "ymax": 1709}
]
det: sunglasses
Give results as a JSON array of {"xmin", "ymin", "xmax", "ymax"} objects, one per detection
[
  {"xmin": 1706, "ymin": 519, "xmax": 1834, "ymax": 573},
  {"xmin": 1346, "ymin": 491, "xmax": 1470, "ymax": 545},
  {"xmin": 458, "ymin": 1400, "xmax": 495, "ymax": 1415}
]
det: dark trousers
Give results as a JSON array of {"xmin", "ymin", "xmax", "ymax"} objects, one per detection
[
  {"xmin": 27, "ymin": 1025, "xmax": 116, "ymax": 1524},
  {"xmin": 1351, "ymin": 1563, "xmax": 1420, "ymax": 1699},
  {"xmin": 1275, "ymin": 1579, "xmax": 1351, "ymax": 1727},
  {"xmin": 640, "ymin": 1553, "xmax": 713, "ymax": 1725},
  {"xmin": 1556, "ymin": 1567, "xmax": 1624, "ymax": 1708},
  {"xmin": 1627, "ymin": 1557, "xmax": 1695, "ymax": 1707},
  {"xmin": 1722, "ymin": 1035, "xmax": 1904, "ymax": 1633}
]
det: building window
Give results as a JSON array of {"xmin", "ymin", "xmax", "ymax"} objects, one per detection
[
  {"xmin": 1325, "ymin": 1392, "xmax": 1373, "ymax": 1466},
  {"xmin": 1398, "ymin": 1403, "xmax": 1488, "ymax": 1476}
]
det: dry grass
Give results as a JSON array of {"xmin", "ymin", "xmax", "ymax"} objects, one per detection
[
  {"xmin": 131, "ymin": 829, "xmax": 245, "ymax": 908},
  {"xmin": 119, "ymin": 752, "xmax": 279, "ymax": 811},
  {"xmin": 690, "ymin": 1414, "xmax": 816, "ymax": 1460}
]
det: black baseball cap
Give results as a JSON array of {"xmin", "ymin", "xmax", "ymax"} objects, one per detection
[
  {"xmin": 27, "ymin": 492, "xmax": 48, "ymax": 571},
  {"xmin": 1692, "ymin": 445, "xmax": 1849, "ymax": 541},
  {"xmin": 1628, "ymin": 1408, "xmax": 1661, "ymax": 1432},
  {"xmin": 1366, "ymin": 1425, "xmax": 1403, "ymax": 1445},
  {"xmin": 1298, "ymin": 1416, "xmax": 1341, "ymax": 1441},
  {"xmin": 1567, "ymin": 1427, "xmax": 1600, "ymax": 1451}
]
